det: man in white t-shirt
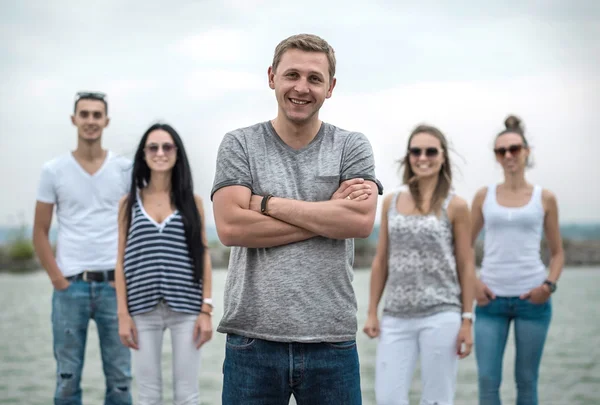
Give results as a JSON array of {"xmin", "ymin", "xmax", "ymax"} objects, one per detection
[{"xmin": 33, "ymin": 91, "xmax": 133, "ymax": 405}]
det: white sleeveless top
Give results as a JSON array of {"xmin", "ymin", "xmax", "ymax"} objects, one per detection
[{"xmin": 480, "ymin": 184, "xmax": 547, "ymax": 296}]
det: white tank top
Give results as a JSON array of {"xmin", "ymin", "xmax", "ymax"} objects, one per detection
[{"xmin": 480, "ymin": 184, "xmax": 547, "ymax": 296}]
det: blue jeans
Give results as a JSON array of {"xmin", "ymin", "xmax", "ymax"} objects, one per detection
[
  {"xmin": 475, "ymin": 297, "xmax": 552, "ymax": 405},
  {"xmin": 222, "ymin": 334, "xmax": 362, "ymax": 404},
  {"xmin": 51, "ymin": 280, "xmax": 132, "ymax": 405}
]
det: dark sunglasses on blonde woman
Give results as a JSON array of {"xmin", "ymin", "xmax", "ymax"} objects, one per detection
[
  {"xmin": 145, "ymin": 143, "xmax": 177, "ymax": 155},
  {"xmin": 493, "ymin": 144, "xmax": 524, "ymax": 157},
  {"xmin": 408, "ymin": 147, "xmax": 440, "ymax": 158}
]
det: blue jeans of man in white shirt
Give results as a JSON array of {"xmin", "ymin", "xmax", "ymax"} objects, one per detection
[{"xmin": 52, "ymin": 279, "xmax": 132, "ymax": 405}]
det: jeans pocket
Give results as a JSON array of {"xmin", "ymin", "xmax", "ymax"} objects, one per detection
[
  {"xmin": 226, "ymin": 334, "xmax": 256, "ymax": 350},
  {"xmin": 54, "ymin": 282, "xmax": 73, "ymax": 294},
  {"xmin": 476, "ymin": 300, "xmax": 492, "ymax": 308},
  {"xmin": 324, "ymin": 340, "xmax": 356, "ymax": 350},
  {"xmin": 527, "ymin": 298, "xmax": 551, "ymax": 306}
]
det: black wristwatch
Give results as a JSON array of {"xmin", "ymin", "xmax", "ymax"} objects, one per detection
[{"xmin": 543, "ymin": 280, "xmax": 557, "ymax": 293}]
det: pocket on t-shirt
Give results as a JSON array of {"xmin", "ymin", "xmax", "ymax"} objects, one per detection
[{"xmin": 312, "ymin": 175, "xmax": 340, "ymax": 201}]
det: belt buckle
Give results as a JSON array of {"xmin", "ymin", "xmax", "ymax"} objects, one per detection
[{"xmin": 82, "ymin": 271, "xmax": 89, "ymax": 282}]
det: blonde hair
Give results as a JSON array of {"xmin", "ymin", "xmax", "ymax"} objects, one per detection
[
  {"xmin": 400, "ymin": 125, "xmax": 453, "ymax": 215},
  {"xmin": 272, "ymin": 34, "xmax": 336, "ymax": 82}
]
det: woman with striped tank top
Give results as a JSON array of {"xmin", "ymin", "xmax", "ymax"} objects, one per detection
[
  {"xmin": 363, "ymin": 125, "xmax": 476, "ymax": 405},
  {"xmin": 114, "ymin": 123, "xmax": 213, "ymax": 404},
  {"xmin": 471, "ymin": 115, "xmax": 564, "ymax": 405}
]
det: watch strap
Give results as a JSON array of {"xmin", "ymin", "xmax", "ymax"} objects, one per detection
[
  {"xmin": 461, "ymin": 312, "xmax": 474, "ymax": 321},
  {"xmin": 543, "ymin": 280, "xmax": 557, "ymax": 293},
  {"xmin": 261, "ymin": 194, "xmax": 273, "ymax": 216}
]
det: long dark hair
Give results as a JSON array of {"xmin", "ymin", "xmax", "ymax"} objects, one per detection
[
  {"xmin": 122, "ymin": 123, "xmax": 205, "ymax": 283},
  {"xmin": 400, "ymin": 124, "xmax": 453, "ymax": 215}
]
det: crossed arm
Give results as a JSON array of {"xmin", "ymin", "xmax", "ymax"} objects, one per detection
[{"xmin": 212, "ymin": 179, "xmax": 379, "ymax": 248}]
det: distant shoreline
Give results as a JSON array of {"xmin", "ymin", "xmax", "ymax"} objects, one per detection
[{"xmin": 2, "ymin": 238, "xmax": 599, "ymax": 273}]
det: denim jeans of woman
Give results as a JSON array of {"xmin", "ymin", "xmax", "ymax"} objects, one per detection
[{"xmin": 475, "ymin": 297, "xmax": 552, "ymax": 405}]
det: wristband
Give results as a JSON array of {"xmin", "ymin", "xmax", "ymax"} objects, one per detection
[
  {"xmin": 461, "ymin": 312, "xmax": 474, "ymax": 321},
  {"xmin": 261, "ymin": 194, "xmax": 273, "ymax": 216},
  {"xmin": 203, "ymin": 298, "xmax": 214, "ymax": 308}
]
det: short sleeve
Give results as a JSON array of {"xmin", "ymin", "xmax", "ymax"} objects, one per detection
[
  {"xmin": 211, "ymin": 132, "xmax": 253, "ymax": 201},
  {"xmin": 36, "ymin": 163, "xmax": 57, "ymax": 204},
  {"xmin": 120, "ymin": 159, "xmax": 133, "ymax": 194},
  {"xmin": 340, "ymin": 133, "xmax": 384, "ymax": 195}
]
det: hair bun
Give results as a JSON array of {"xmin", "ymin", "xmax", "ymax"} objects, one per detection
[{"xmin": 504, "ymin": 115, "xmax": 522, "ymax": 131}]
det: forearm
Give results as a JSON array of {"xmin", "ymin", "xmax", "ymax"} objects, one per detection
[
  {"xmin": 219, "ymin": 208, "xmax": 316, "ymax": 248},
  {"xmin": 546, "ymin": 250, "xmax": 565, "ymax": 283},
  {"xmin": 458, "ymin": 263, "xmax": 476, "ymax": 313},
  {"xmin": 32, "ymin": 229, "xmax": 63, "ymax": 282},
  {"xmin": 202, "ymin": 250, "xmax": 212, "ymax": 300},
  {"xmin": 114, "ymin": 261, "xmax": 129, "ymax": 316},
  {"xmin": 267, "ymin": 197, "xmax": 375, "ymax": 240},
  {"xmin": 367, "ymin": 261, "xmax": 388, "ymax": 316}
]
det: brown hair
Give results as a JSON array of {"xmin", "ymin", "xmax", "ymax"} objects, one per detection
[
  {"xmin": 400, "ymin": 125, "xmax": 453, "ymax": 215},
  {"xmin": 497, "ymin": 114, "xmax": 528, "ymax": 146},
  {"xmin": 496, "ymin": 114, "xmax": 533, "ymax": 167},
  {"xmin": 271, "ymin": 34, "xmax": 336, "ymax": 82}
]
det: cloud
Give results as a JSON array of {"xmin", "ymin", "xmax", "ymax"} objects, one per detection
[
  {"xmin": 23, "ymin": 78, "xmax": 64, "ymax": 97},
  {"xmin": 221, "ymin": 0, "xmax": 270, "ymax": 11},
  {"xmin": 102, "ymin": 79, "xmax": 159, "ymax": 99},
  {"xmin": 182, "ymin": 70, "xmax": 264, "ymax": 99},
  {"xmin": 173, "ymin": 29, "xmax": 250, "ymax": 63}
]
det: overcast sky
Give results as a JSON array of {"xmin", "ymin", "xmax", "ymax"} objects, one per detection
[{"xmin": 1, "ymin": 0, "xmax": 599, "ymax": 227}]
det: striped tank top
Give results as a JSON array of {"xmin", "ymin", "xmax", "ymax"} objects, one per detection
[
  {"xmin": 123, "ymin": 195, "xmax": 203, "ymax": 316},
  {"xmin": 383, "ymin": 190, "xmax": 462, "ymax": 318}
]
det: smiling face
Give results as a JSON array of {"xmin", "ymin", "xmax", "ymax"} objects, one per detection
[
  {"xmin": 268, "ymin": 48, "xmax": 336, "ymax": 126},
  {"xmin": 407, "ymin": 132, "xmax": 446, "ymax": 179},
  {"xmin": 71, "ymin": 99, "xmax": 109, "ymax": 143},
  {"xmin": 143, "ymin": 129, "xmax": 178, "ymax": 173},
  {"xmin": 494, "ymin": 132, "xmax": 529, "ymax": 174}
]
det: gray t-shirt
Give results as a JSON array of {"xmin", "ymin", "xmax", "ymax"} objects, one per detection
[{"xmin": 211, "ymin": 121, "xmax": 383, "ymax": 343}]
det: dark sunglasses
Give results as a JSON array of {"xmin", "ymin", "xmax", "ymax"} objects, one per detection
[
  {"xmin": 145, "ymin": 143, "xmax": 177, "ymax": 155},
  {"xmin": 75, "ymin": 91, "xmax": 106, "ymax": 101},
  {"xmin": 408, "ymin": 147, "xmax": 440, "ymax": 158},
  {"xmin": 494, "ymin": 144, "xmax": 524, "ymax": 157}
]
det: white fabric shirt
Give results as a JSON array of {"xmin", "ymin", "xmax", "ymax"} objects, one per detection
[
  {"xmin": 480, "ymin": 184, "xmax": 547, "ymax": 296},
  {"xmin": 36, "ymin": 151, "xmax": 132, "ymax": 277}
]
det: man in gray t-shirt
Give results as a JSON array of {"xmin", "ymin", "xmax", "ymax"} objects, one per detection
[{"xmin": 212, "ymin": 34, "xmax": 383, "ymax": 405}]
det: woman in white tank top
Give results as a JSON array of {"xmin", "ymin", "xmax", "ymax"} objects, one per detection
[{"xmin": 471, "ymin": 115, "xmax": 564, "ymax": 405}]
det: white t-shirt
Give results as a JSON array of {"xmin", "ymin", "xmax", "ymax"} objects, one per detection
[{"xmin": 36, "ymin": 151, "xmax": 132, "ymax": 277}]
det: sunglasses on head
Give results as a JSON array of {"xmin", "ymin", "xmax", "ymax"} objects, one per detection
[
  {"xmin": 75, "ymin": 91, "xmax": 106, "ymax": 101},
  {"xmin": 408, "ymin": 147, "xmax": 440, "ymax": 158},
  {"xmin": 494, "ymin": 144, "xmax": 524, "ymax": 157},
  {"xmin": 145, "ymin": 143, "xmax": 177, "ymax": 155}
]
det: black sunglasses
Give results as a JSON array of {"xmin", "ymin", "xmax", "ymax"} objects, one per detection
[
  {"xmin": 494, "ymin": 144, "xmax": 524, "ymax": 157},
  {"xmin": 408, "ymin": 147, "xmax": 440, "ymax": 158}
]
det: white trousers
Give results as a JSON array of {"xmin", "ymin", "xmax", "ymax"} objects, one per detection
[
  {"xmin": 375, "ymin": 311, "xmax": 461, "ymax": 405},
  {"xmin": 133, "ymin": 301, "xmax": 202, "ymax": 405}
]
